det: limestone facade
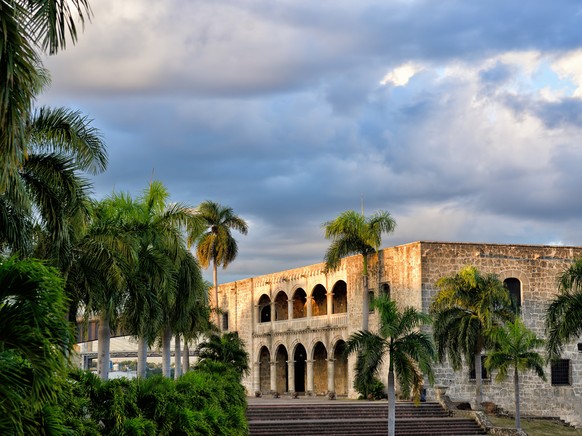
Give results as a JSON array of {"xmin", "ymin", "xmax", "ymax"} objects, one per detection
[{"xmin": 216, "ymin": 241, "xmax": 582, "ymax": 425}]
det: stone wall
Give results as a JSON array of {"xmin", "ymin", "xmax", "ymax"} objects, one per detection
[
  {"xmin": 416, "ymin": 242, "xmax": 582, "ymax": 426},
  {"xmin": 217, "ymin": 241, "xmax": 582, "ymax": 425}
]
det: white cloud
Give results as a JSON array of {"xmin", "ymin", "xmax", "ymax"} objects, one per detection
[{"xmin": 380, "ymin": 62, "xmax": 424, "ymax": 86}]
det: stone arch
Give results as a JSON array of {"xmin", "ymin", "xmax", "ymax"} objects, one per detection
[
  {"xmin": 312, "ymin": 341, "xmax": 328, "ymax": 395},
  {"xmin": 258, "ymin": 294, "xmax": 271, "ymax": 323},
  {"xmin": 332, "ymin": 339, "xmax": 348, "ymax": 396},
  {"xmin": 311, "ymin": 284, "xmax": 327, "ymax": 317},
  {"xmin": 293, "ymin": 343, "xmax": 307, "ymax": 393},
  {"xmin": 499, "ymin": 269, "xmax": 530, "ymax": 309},
  {"xmin": 331, "ymin": 280, "xmax": 347, "ymax": 314},
  {"xmin": 257, "ymin": 346, "xmax": 270, "ymax": 394},
  {"xmin": 292, "ymin": 287, "xmax": 307, "ymax": 319},
  {"xmin": 274, "ymin": 344, "xmax": 288, "ymax": 394},
  {"xmin": 274, "ymin": 290, "xmax": 288, "ymax": 321}
]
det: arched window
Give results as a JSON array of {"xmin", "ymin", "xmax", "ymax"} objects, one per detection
[
  {"xmin": 503, "ymin": 278, "xmax": 521, "ymax": 310},
  {"xmin": 292, "ymin": 288, "xmax": 307, "ymax": 318},
  {"xmin": 311, "ymin": 284, "xmax": 327, "ymax": 316},
  {"xmin": 332, "ymin": 281, "xmax": 347, "ymax": 314},
  {"xmin": 274, "ymin": 291, "xmax": 288, "ymax": 321},
  {"xmin": 258, "ymin": 294, "xmax": 271, "ymax": 323}
]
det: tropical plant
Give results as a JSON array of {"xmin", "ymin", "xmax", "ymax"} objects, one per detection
[
  {"xmin": 485, "ymin": 317, "xmax": 545, "ymax": 430},
  {"xmin": 195, "ymin": 201, "xmax": 248, "ymax": 328},
  {"xmin": 545, "ymin": 259, "xmax": 582, "ymax": 360},
  {"xmin": 0, "ymin": 256, "xmax": 73, "ymax": 434},
  {"xmin": 109, "ymin": 182, "xmax": 206, "ymax": 379},
  {"xmin": 1, "ymin": 106, "xmax": 106, "ymax": 261},
  {"xmin": 1, "ymin": 0, "xmax": 91, "ymax": 189},
  {"xmin": 195, "ymin": 332, "xmax": 250, "ymax": 379},
  {"xmin": 345, "ymin": 295, "xmax": 435, "ymax": 436},
  {"xmin": 323, "ymin": 209, "xmax": 396, "ymax": 329},
  {"xmin": 67, "ymin": 198, "xmax": 137, "ymax": 380},
  {"xmin": 430, "ymin": 265, "xmax": 514, "ymax": 410}
]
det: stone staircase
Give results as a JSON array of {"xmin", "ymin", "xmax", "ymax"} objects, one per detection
[{"xmin": 247, "ymin": 401, "xmax": 487, "ymax": 435}]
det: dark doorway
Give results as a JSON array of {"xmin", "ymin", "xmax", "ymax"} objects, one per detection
[{"xmin": 294, "ymin": 344, "xmax": 307, "ymax": 393}]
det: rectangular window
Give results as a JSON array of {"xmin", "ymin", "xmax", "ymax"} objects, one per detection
[
  {"xmin": 222, "ymin": 312, "xmax": 229, "ymax": 331},
  {"xmin": 551, "ymin": 359, "xmax": 571, "ymax": 386},
  {"xmin": 369, "ymin": 291, "xmax": 375, "ymax": 313},
  {"xmin": 469, "ymin": 355, "xmax": 490, "ymax": 381}
]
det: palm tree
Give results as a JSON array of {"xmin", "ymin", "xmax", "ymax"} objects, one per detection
[
  {"xmin": 323, "ymin": 210, "xmax": 396, "ymax": 330},
  {"xmin": 195, "ymin": 201, "xmax": 248, "ymax": 329},
  {"xmin": 345, "ymin": 295, "xmax": 435, "ymax": 436},
  {"xmin": 430, "ymin": 265, "xmax": 514, "ymax": 410},
  {"xmin": 1, "ymin": 0, "xmax": 91, "ymax": 188},
  {"xmin": 1, "ymin": 106, "xmax": 106, "ymax": 261},
  {"xmin": 68, "ymin": 198, "xmax": 137, "ymax": 380},
  {"xmin": 195, "ymin": 332, "xmax": 250, "ymax": 380},
  {"xmin": 485, "ymin": 317, "xmax": 545, "ymax": 430},
  {"xmin": 106, "ymin": 182, "xmax": 206, "ymax": 379},
  {"xmin": 545, "ymin": 259, "xmax": 582, "ymax": 360},
  {"xmin": 0, "ymin": 256, "xmax": 73, "ymax": 434}
]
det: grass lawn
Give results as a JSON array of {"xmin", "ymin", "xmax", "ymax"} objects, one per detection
[{"xmin": 488, "ymin": 415, "xmax": 582, "ymax": 436}]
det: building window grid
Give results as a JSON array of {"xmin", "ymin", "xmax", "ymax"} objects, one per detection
[{"xmin": 551, "ymin": 359, "xmax": 571, "ymax": 386}]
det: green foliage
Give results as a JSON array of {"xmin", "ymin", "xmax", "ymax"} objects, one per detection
[
  {"xmin": 546, "ymin": 258, "xmax": 582, "ymax": 360},
  {"xmin": 322, "ymin": 210, "xmax": 396, "ymax": 273},
  {"xmin": 0, "ymin": 256, "xmax": 74, "ymax": 435},
  {"xmin": 44, "ymin": 365, "xmax": 248, "ymax": 435},
  {"xmin": 345, "ymin": 295, "xmax": 435, "ymax": 399},
  {"xmin": 195, "ymin": 332, "xmax": 250, "ymax": 379},
  {"xmin": 431, "ymin": 265, "xmax": 514, "ymax": 369}
]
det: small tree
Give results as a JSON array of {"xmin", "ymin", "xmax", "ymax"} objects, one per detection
[
  {"xmin": 345, "ymin": 295, "xmax": 435, "ymax": 436},
  {"xmin": 485, "ymin": 317, "xmax": 545, "ymax": 430},
  {"xmin": 195, "ymin": 332, "xmax": 250, "ymax": 380},
  {"xmin": 430, "ymin": 265, "xmax": 514, "ymax": 409}
]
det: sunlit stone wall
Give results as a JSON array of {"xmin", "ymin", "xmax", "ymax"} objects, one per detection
[{"xmin": 217, "ymin": 241, "xmax": 582, "ymax": 426}]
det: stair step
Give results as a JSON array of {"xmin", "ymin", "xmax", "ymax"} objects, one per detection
[{"xmin": 247, "ymin": 401, "xmax": 486, "ymax": 435}]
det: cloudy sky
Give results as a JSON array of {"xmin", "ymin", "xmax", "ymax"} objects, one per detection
[{"xmin": 39, "ymin": 0, "xmax": 582, "ymax": 283}]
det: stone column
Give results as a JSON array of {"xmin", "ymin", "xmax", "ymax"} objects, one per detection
[
  {"xmin": 306, "ymin": 296, "xmax": 313, "ymax": 318},
  {"xmin": 270, "ymin": 361, "xmax": 277, "ymax": 393},
  {"xmin": 306, "ymin": 359, "xmax": 314, "ymax": 395},
  {"xmin": 288, "ymin": 360, "xmax": 296, "ymax": 393},
  {"xmin": 253, "ymin": 361, "xmax": 261, "ymax": 394},
  {"xmin": 327, "ymin": 359, "xmax": 335, "ymax": 394},
  {"xmin": 270, "ymin": 302, "xmax": 275, "ymax": 325},
  {"xmin": 288, "ymin": 298, "xmax": 294, "ymax": 320},
  {"xmin": 327, "ymin": 291, "xmax": 334, "ymax": 318}
]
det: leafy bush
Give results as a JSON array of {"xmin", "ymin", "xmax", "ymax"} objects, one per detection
[{"xmin": 49, "ymin": 365, "xmax": 247, "ymax": 435}]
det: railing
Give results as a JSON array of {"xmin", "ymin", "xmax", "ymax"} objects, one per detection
[{"xmin": 254, "ymin": 312, "xmax": 348, "ymax": 335}]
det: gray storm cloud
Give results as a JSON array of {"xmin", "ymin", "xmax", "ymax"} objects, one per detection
[{"xmin": 39, "ymin": 0, "xmax": 582, "ymax": 282}]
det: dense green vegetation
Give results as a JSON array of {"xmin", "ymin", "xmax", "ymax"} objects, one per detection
[{"xmin": 40, "ymin": 365, "xmax": 247, "ymax": 435}]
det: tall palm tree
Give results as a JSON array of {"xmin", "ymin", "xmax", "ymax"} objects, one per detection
[
  {"xmin": 1, "ymin": 0, "xmax": 91, "ymax": 189},
  {"xmin": 106, "ymin": 182, "xmax": 206, "ymax": 379},
  {"xmin": 196, "ymin": 332, "xmax": 250, "ymax": 380},
  {"xmin": 323, "ymin": 210, "xmax": 396, "ymax": 330},
  {"xmin": 0, "ymin": 256, "xmax": 73, "ymax": 434},
  {"xmin": 430, "ymin": 265, "xmax": 514, "ymax": 410},
  {"xmin": 485, "ymin": 317, "xmax": 545, "ymax": 430},
  {"xmin": 545, "ymin": 259, "xmax": 582, "ymax": 360},
  {"xmin": 195, "ymin": 201, "xmax": 248, "ymax": 329},
  {"xmin": 159, "ymin": 247, "xmax": 207, "ymax": 379},
  {"xmin": 345, "ymin": 295, "xmax": 435, "ymax": 436},
  {"xmin": 1, "ymin": 106, "xmax": 106, "ymax": 261},
  {"xmin": 68, "ymin": 198, "xmax": 137, "ymax": 380}
]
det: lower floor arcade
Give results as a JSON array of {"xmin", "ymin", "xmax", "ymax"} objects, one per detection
[{"xmin": 253, "ymin": 339, "xmax": 349, "ymax": 396}]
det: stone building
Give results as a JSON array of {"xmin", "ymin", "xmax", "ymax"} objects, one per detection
[{"xmin": 216, "ymin": 241, "xmax": 582, "ymax": 425}]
